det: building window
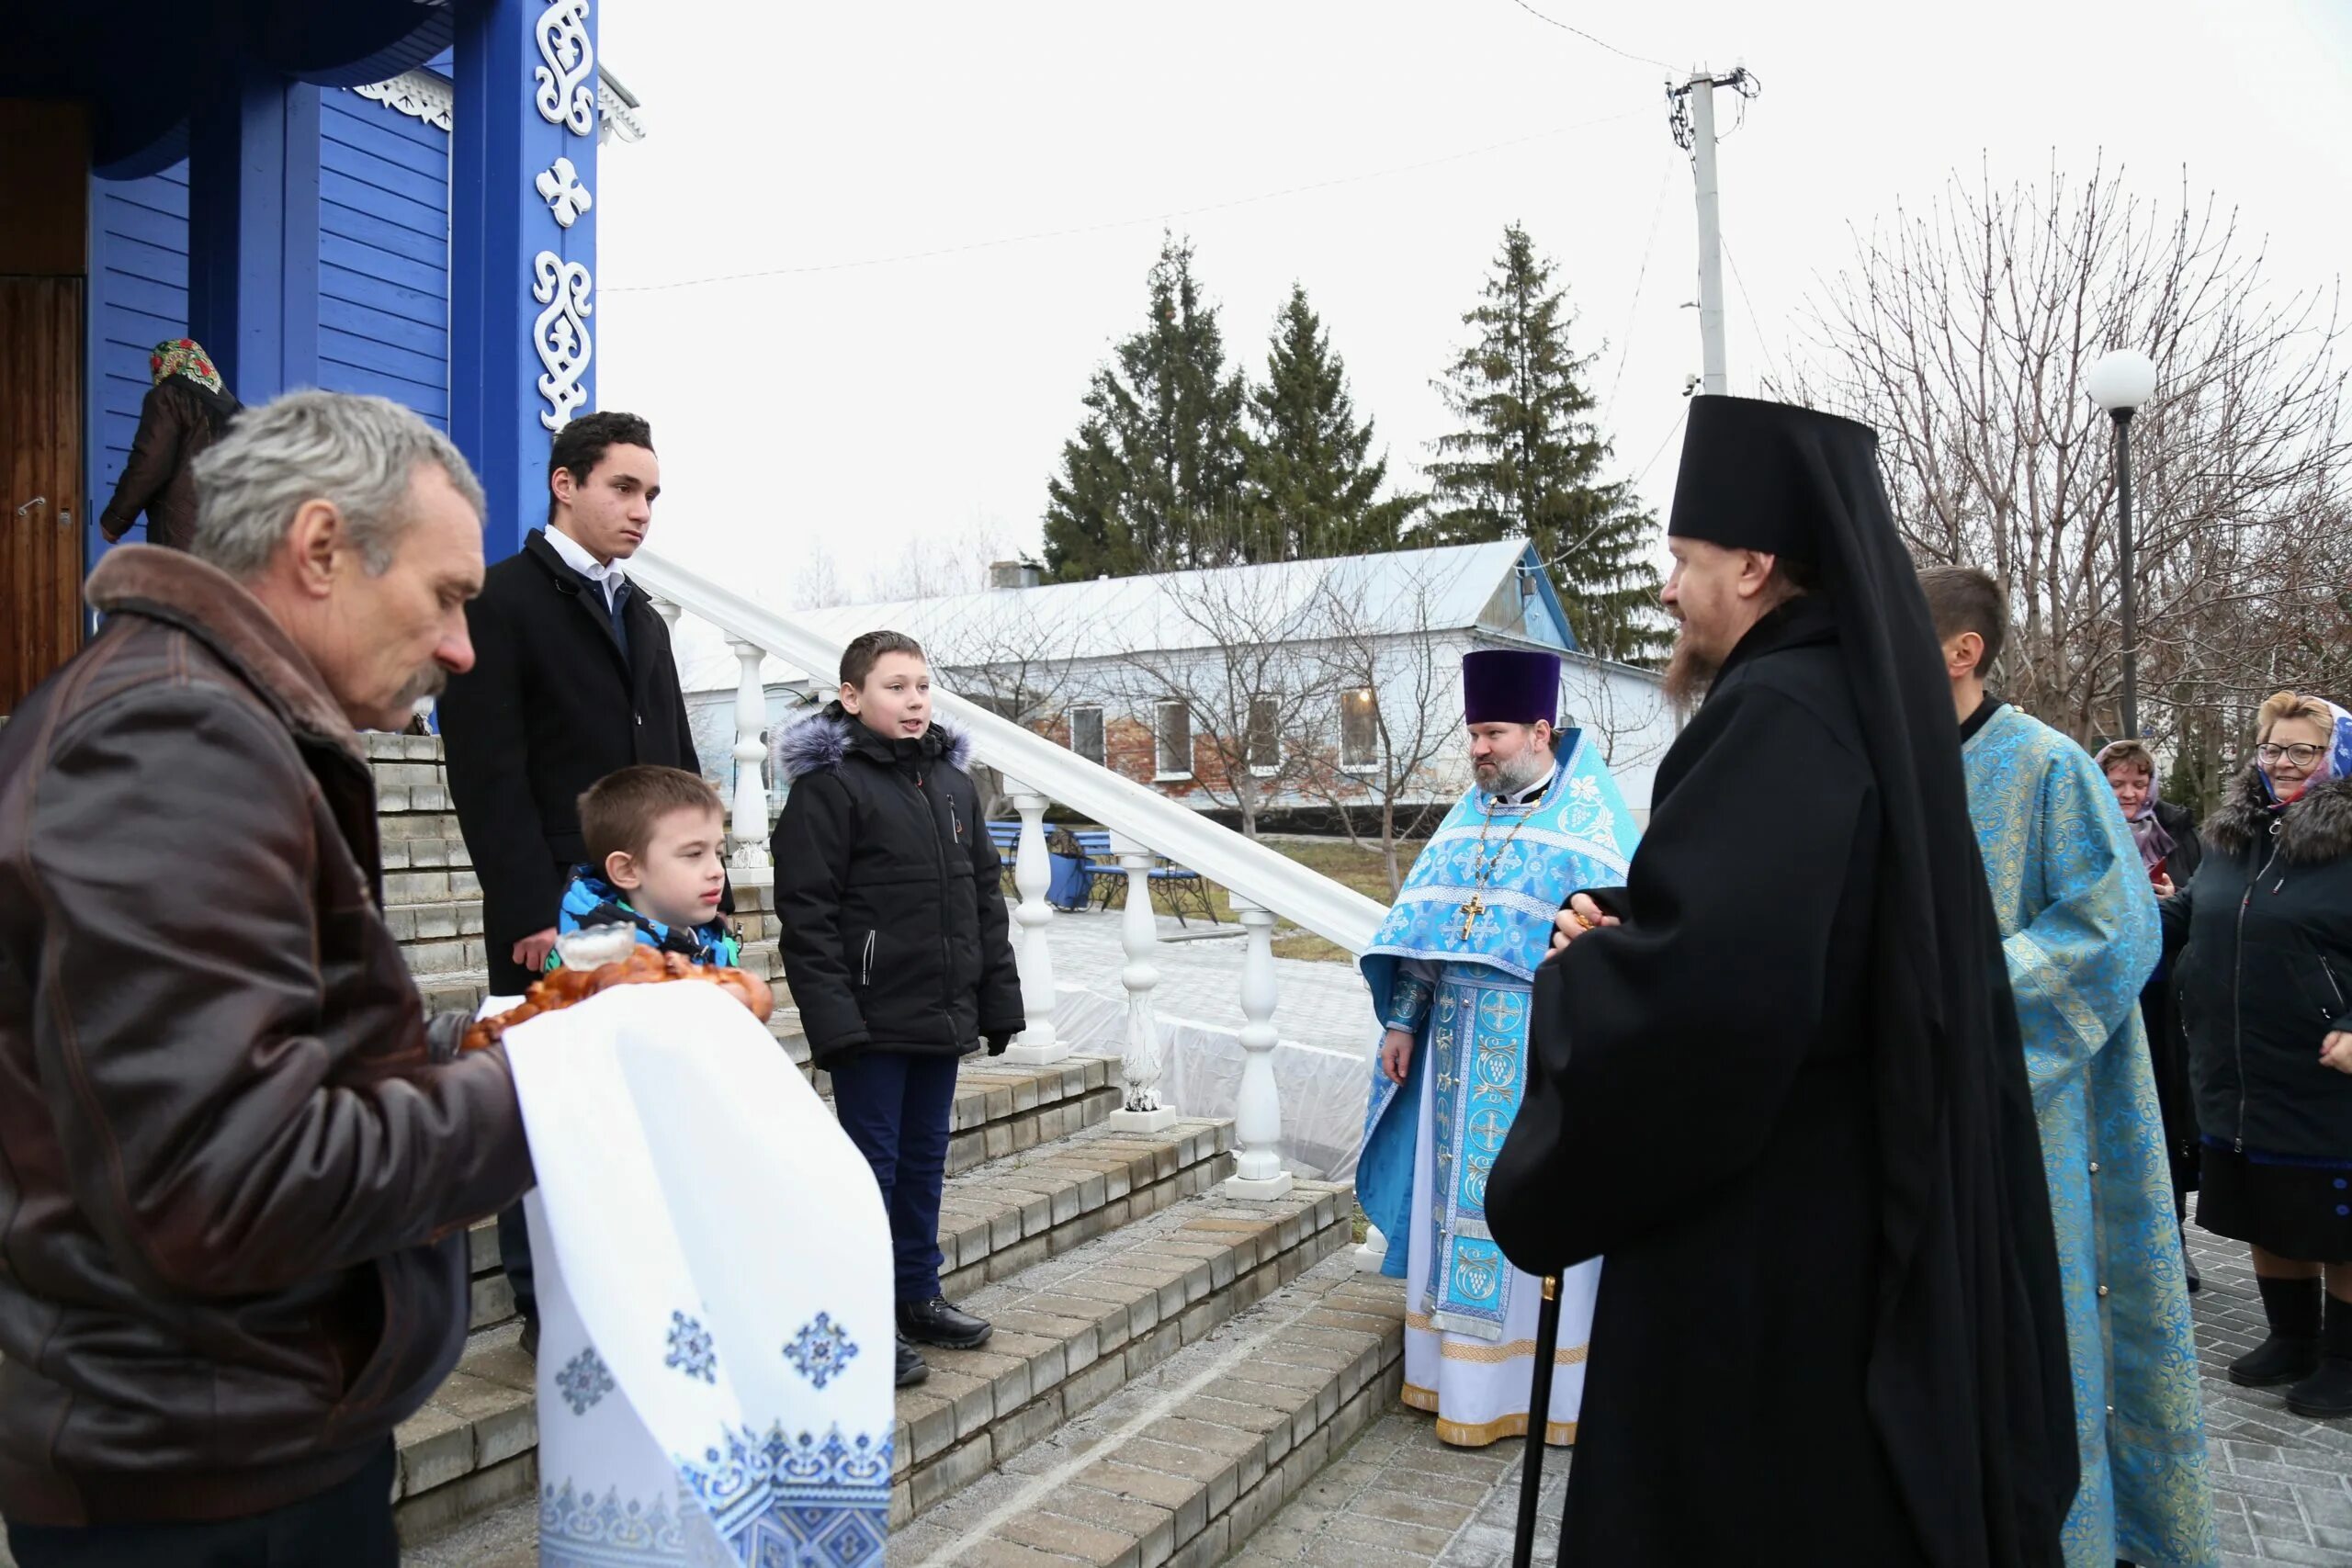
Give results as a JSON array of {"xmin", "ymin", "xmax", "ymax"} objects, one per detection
[
  {"xmin": 1340, "ymin": 686, "xmax": 1379, "ymax": 770},
  {"xmin": 1069, "ymin": 705, "xmax": 1105, "ymax": 767},
  {"xmin": 1247, "ymin": 695, "xmax": 1280, "ymax": 776},
  {"xmin": 1154, "ymin": 701, "xmax": 1193, "ymax": 779}
]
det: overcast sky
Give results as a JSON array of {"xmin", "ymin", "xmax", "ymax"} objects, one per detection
[{"xmin": 593, "ymin": 0, "xmax": 2352, "ymax": 605}]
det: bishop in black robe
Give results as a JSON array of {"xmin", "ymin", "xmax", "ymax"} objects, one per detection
[{"xmin": 1487, "ymin": 397, "xmax": 2078, "ymax": 1568}]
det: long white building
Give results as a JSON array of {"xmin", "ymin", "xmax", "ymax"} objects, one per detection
[{"xmin": 673, "ymin": 539, "xmax": 1678, "ymax": 827}]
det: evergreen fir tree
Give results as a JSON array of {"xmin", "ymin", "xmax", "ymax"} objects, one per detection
[
  {"xmin": 1043, "ymin": 234, "xmax": 1249, "ymax": 581},
  {"xmin": 1426, "ymin": 223, "xmax": 1667, "ymax": 663},
  {"xmin": 1239, "ymin": 284, "xmax": 1419, "ymax": 560}
]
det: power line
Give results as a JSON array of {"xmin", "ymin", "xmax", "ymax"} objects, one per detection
[
  {"xmin": 1634, "ymin": 404, "xmax": 1690, "ymax": 487},
  {"xmin": 1502, "ymin": 0, "xmax": 1675, "ymax": 71},
  {"xmin": 1602, "ymin": 149, "xmax": 1676, "ymax": 425},
  {"xmin": 604, "ymin": 107, "xmax": 1648, "ymax": 294},
  {"xmin": 1722, "ymin": 238, "xmax": 1787, "ymax": 391}
]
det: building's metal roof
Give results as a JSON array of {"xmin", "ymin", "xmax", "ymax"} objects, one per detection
[{"xmin": 675, "ymin": 539, "xmax": 1579, "ymax": 694}]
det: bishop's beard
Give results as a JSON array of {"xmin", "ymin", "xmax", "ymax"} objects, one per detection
[{"xmin": 1664, "ymin": 632, "xmax": 1722, "ymax": 709}]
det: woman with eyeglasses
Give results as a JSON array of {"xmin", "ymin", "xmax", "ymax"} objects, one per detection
[{"xmin": 2162, "ymin": 691, "xmax": 2352, "ymax": 1419}]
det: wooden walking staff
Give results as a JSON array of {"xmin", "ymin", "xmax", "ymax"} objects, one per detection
[{"xmin": 1510, "ymin": 1274, "xmax": 1564, "ymax": 1568}]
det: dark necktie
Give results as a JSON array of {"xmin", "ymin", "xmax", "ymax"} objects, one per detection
[{"xmin": 604, "ymin": 577, "xmax": 632, "ymax": 667}]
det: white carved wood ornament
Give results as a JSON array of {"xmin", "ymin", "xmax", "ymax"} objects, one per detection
[
  {"xmin": 535, "ymin": 0, "xmax": 597, "ymax": 135},
  {"xmin": 536, "ymin": 156, "xmax": 593, "ymax": 227},
  {"xmin": 351, "ymin": 73, "xmax": 453, "ymax": 130},
  {"xmin": 531, "ymin": 252, "xmax": 594, "ymax": 432}
]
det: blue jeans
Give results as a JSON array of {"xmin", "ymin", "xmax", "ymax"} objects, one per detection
[{"xmin": 829, "ymin": 1050, "xmax": 960, "ymax": 1303}]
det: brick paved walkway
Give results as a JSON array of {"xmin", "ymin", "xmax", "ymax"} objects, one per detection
[{"xmin": 1236, "ymin": 1225, "xmax": 2350, "ymax": 1568}]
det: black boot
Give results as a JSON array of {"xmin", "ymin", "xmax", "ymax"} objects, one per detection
[
  {"xmin": 2229, "ymin": 1274, "xmax": 2323, "ymax": 1388},
  {"xmin": 2181, "ymin": 1225, "xmax": 2199, "ymax": 1294},
  {"xmin": 2285, "ymin": 1291, "xmax": 2352, "ymax": 1419},
  {"xmin": 895, "ymin": 1336, "xmax": 930, "ymax": 1389},
  {"xmin": 899, "ymin": 1296, "xmax": 992, "ymax": 1349}
]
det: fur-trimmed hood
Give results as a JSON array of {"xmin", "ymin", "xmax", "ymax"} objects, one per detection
[
  {"xmin": 2204, "ymin": 761, "xmax": 2352, "ymax": 863},
  {"xmin": 773, "ymin": 701, "xmax": 974, "ymax": 782}
]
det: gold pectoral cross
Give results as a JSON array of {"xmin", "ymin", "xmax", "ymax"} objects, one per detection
[{"xmin": 1457, "ymin": 895, "xmax": 1487, "ymax": 942}]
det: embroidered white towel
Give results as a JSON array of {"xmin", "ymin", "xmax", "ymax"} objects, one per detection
[{"xmin": 496, "ymin": 982, "xmax": 893, "ymax": 1567}]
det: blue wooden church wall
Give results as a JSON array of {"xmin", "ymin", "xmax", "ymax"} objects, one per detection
[
  {"xmin": 85, "ymin": 85, "xmax": 452, "ymax": 558},
  {"xmin": 319, "ymin": 89, "xmax": 451, "ymax": 427}
]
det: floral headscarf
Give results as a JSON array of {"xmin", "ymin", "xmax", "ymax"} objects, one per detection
[
  {"xmin": 150, "ymin": 338, "xmax": 223, "ymax": 395},
  {"xmin": 2094, "ymin": 739, "xmax": 2175, "ymax": 871}
]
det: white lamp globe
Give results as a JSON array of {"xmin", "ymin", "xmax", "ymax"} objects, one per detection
[{"xmin": 2085, "ymin": 348, "xmax": 2158, "ymax": 412}]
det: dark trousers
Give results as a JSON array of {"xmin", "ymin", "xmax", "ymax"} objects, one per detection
[
  {"xmin": 5, "ymin": 1442, "xmax": 397, "ymax": 1568},
  {"xmin": 830, "ymin": 1049, "xmax": 960, "ymax": 1303},
  {"xmin": 497, "ymin": 1199, "xmax": 537, "ymax": 1327}
]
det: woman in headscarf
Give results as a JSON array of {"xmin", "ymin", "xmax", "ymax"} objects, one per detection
[
  {"xmin": 2162, "ymin": 692, "xmax": 2352, "ymax": 1419},
  {"xmin": 2096, "ymin": 738, "xmax": 2204, "ymax": 1286},
  {"xmin": 97, "ymin": 339, "xmax": 242, "ymax": 551}
]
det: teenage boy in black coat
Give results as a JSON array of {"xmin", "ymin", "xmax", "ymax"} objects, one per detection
[
  {"xmin": 435, "ymin": 410, "xmax": 710, "ymax": 1353},
  {"xmin": 773, "ymin": 631, "xmax": 1024, "ymax": 1389}
]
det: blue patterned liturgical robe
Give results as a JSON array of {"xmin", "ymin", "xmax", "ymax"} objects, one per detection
[
  {"xmin": 1356, "ymin": 731, "xmax": 1639, "ymax": 1446},
  {"xmin": 1962, "ymin": 703, "xmax": 2219, "ymax": 1568}
]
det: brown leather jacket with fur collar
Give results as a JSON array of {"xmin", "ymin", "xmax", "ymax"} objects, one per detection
[{"xmin": 0, "ymin": 547, "xmax": 532, "ymax": 1526}]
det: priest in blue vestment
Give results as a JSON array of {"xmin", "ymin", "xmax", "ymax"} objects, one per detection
[
  {"xmin": 1921, "ymin": 566, "xmax": 2219, "ymax": 1568},
  {"xmin": 1355, "ymin": 649, "xmax": 1640, "ymax": 1447}
]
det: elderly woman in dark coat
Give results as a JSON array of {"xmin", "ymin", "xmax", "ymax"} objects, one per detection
[
  {"xmin": 2162, "ymin": 692, "xmax": 2352, "ymax": 1419},
  {"xmin": 2096, "ymin": 739, "xmax": 2203, "ymax": 1282},
  {"xmin": 97, "ymin": 338, "xmax": 242, "ymax": 550}
]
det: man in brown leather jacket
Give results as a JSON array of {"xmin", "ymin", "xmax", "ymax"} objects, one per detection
[{"xmin": 0, "ymin": 390, "xmax": 535, "ymax": 1567}]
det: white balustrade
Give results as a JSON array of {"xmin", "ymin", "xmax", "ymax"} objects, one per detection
[
  {"xmin": 1104, "ymin": 832, "xmax": 1176, "ymax": 1133},
  {"xmin": 1221, "ymin": 894, "xmax": 1294, "ymax": 1199},
  {"xmin": 726, "ymin": 637, "xmax": 772, "ymax": 870},
  {"xmin": 1353, "ymin": 1223, "xmax": 1390, "ymax": 1273},
  {"xmin": 649, "ymin": 592, "xmax": 681, "ymax": 632},
  {"xmin": 1001, "ymin": 783, "xmax": 1068, "ymax": 1066},
  {"xmin": 625, "ymin": 551, "xmax": 1404, "ymax": 1206}
]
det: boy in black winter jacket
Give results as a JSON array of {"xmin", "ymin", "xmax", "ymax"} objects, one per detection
[{"xmin": 771, "ymin": 630, "xmax": 1024, "ymax": 1389}]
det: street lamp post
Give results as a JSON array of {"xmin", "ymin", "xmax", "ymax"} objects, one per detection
[{"xmin": 2085, "ymin": 348, "xmax": 2159, "ymax": 740}]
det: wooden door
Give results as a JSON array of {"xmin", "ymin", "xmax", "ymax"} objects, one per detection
[{"xmin": 1, "ymin": 276, "xmax": 85, "ymax": 714}]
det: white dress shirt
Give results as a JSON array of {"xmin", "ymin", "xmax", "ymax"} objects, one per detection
[{"xmin": 545, "ymin": 524, "xmax": 627, "ymax": 609}]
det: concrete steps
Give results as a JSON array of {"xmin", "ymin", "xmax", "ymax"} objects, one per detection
[
  {"xmin": 885, "ymin": 1181, "xmax": 1351, "ymax": 1530},
  {"xmin": 886, "ymin": 1252, "xmax": 1405, "ymax": 1568}
]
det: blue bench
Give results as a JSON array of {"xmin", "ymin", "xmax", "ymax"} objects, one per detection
[{"xmin": 984, "ymin": 822, "xmax": 1220, "ymax": 926}]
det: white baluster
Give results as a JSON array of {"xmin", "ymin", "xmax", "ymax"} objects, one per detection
[
  {"xmin": 1104, "ymin": 833, "xmax": 1176, "ymax": 1133},
  {"xmin": 650, "ymin": 593, "xmax": 682, "ymax": 632},
  {"xmin": 1001, "ymin": 782, "xmax": 1068, "ymax": 1066},
  {"xmin": 727, "ymin": 637, "xmax": 772, "ymax": 869},
  {"xmin": 1222, "ymin": 894, "xmax": 1294, "ymax": 1198},
  {"xmin": 1353, "ymin": 1222, "xmax": 1390, "ymax": 1273}
]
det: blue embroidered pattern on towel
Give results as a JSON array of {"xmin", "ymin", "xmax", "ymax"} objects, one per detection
[
  {"xmin": 675, "ymin": 1424, "xmax": 893, "ymax": 1568},
  {"xmin": 665, "ymin": 1311, "xmax": 717, "ymax": 1384},
  {"xmin": 783, "ymin": 1313, "xmax": 859, "ymax": 1390},
  {"xmin": 556, "ymin": 1346, "xmax": 616, "ymax": 1416},
  {"xmin": 538, "ymin": 1481, "xmax": 688, "ymax": 1565}
]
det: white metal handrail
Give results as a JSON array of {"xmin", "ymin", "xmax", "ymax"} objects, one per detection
[{"xmin": 629, "ymin": 548, "xmax": 1388, "ymax": 953}]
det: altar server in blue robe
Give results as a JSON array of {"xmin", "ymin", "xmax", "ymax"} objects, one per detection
[
  {"xmin": 1354, "ymin": 649, "xmax": 1641, "ymax": 1448},
  {"xmin": 1922, "ymin": 565, "xmax": 2219, "ymax": 1568}
]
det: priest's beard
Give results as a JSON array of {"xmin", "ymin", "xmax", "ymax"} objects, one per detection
[
  {"xmin": 1486, "ymin": 743, "xmax": 1555, "ymax": 796},
  {"xmin": 1664, "ymin": 632, "xmax": 1723, "ymax": 708}
]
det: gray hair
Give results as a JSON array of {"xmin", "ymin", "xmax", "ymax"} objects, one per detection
[{"xmin": 190, "ymin": 389, "xmax": 486, "ymax": 578}]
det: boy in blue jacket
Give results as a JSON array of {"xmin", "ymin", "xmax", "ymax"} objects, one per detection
[{"xmin": 548, "ymin": 765, "xmax": 740, "ymax": 972}]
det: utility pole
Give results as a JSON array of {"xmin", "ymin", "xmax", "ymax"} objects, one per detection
[{"xmin": 1668, "ymin": 66, "xmax": 1759, "ymax": 398}]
